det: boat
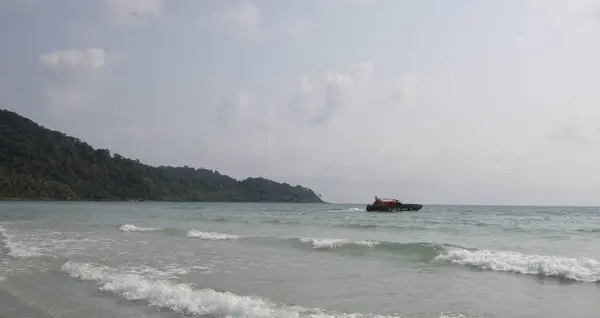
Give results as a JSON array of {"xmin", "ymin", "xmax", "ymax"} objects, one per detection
[{"xmin": 365, "ymin": 196, "xmax": 423, "ymax": 212}]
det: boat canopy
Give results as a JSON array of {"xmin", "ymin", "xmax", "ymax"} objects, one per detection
[{"xmin": 374, "ymin": 196, "xmax": 401, "ymax": 203}]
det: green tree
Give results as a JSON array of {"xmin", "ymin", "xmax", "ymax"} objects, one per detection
[{"xmin": 0, "ymin": 109, "xmax": 325, "ymax": 203}]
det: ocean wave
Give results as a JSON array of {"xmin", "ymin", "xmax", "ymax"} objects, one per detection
[
  {"xmin": 334, "ymin": 223, "xmax": 379, "ymax": 229},
  {"xmin": 116, "ymin": 224, "xmax": 242, "ymax": 241},
  {"xmin": 576, "ymin": 228, "xmax": 600, "ymax": 233},
  {"xmin": 293, "ymin": 237, "xmax": 451, "ymax": 256},
  {"xmin": 299, "ymin": 237, "xmax": 380, "ymax": 249},
  {"xmin": 60, "ymin": 260, "xmax": 403, "ymax": 318},
  {"xmin": 118, "ymin": 224, "xmax": 161, "ymax": 232},
  {"xmin": 342, "ymin": 208, "xmax": 365, "ymax": 212},
  {"xmin": 75, "ymin": 223, "xmax": 600, "ymax": 283},
  {"xmin": 293, "ymin": 236, "xmax": 600, "ymax": 282},
  {"xmin": 436, "ymin": 247, "xmax": 600, "ymax": 283},
  {"xmin": 0, "ymin": 226, "xmax": 44, "ymax": 258},
  {"xmin": 327, "ymin": 207, "xmax": 365, "ymax": 212},
  {"xmin": 262, "ymin": 219, "xmax": 299, "ymax": 225},
  {"xmin": 187, "ymin": 229, "xmax": 241, "ymax": 240}
]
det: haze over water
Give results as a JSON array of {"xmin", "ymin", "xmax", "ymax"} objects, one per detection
[{"xmin": 2, "ymin": 201, "xmax": 600, "ymax": 318}]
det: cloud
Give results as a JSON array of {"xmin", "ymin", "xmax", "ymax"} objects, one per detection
[
  {"xmin": 288, "ymin": 72, "xmax": 349, "ymax": 126},
  {"xmin": 282, "ymin": 19, "xmax": 313, "ymax": 40},
  {"xmin": 526, "ymin": 0, "xmax": 600, "ymax": 27},
  {"xmin": 286, "ymin": 61, "xmax": 417, "ymax": 128},
  {"xmin": 326, "ymin": 0, "xmax": 377, "ymax": 8},
  {"xmin": 287, "ymin": 62, "xmax": 373, "ymax": 126},
  {"xmin": 546, "ymin": 122, "xmax": 593, "ymax": 146},
  {"xmin": 247, "ymin": 60, "xmax": 430, "ymax": 187},
  {"xmin": 104, "ymin": 0, "xmax": 163, "ymax": 28},
  {"xmin": 12, "ymin": 0, "xmax": 44, "ymax": 10},
  {"xmin": 528, "ymin": 0, "xmax": 600, "ymax": 14},
  {"xmin": 37, "ymin": 48, "xmax": 122, "ymax": 110},
  {"xmin": 38, "ymin": 48, "xmax": 107, "ymax": 74},
  {"xmin": 204, "ymin": 0, "xmax": 261, "ymax": 39},
  {"xmin": 390, "ymin": 73, "xmax": 421, "ymax": 105},
  {"xmin": 8, "ymin": 1, "xmax": 600, "ymax": 205},
  {"xmin": 216, "ymin": 90, "xmax": 250, "ymax": 126}
]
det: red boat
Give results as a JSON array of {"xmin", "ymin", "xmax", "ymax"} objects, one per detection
[{"xmin": 366, "ymin": 196, "xmax": 423, "ymax": 212}]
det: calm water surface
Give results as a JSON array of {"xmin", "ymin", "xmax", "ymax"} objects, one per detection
[{"xmin": 1, "ymin": 202, "xmax": 600, "ymax": 317}]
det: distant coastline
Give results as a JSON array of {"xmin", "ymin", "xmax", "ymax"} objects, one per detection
[
  {"xmin": 0, "ymin": 198, "xmax": 331, "ymax": 204},
  {"xmin": 0, "ymin": 109, "xmax": 325, "ymax": 204}
]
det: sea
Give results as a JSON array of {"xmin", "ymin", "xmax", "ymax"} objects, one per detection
[{"xmin": 1, "ymin": 202, "xmax": 600, "ymax": 318}]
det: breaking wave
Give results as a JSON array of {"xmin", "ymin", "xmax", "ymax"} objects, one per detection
[
  {"xmin": 118, "ymin": 224, "xmax": 160, "ymax": 232},
  {"xmin": 327, "ymin": 207, "xmax": 365, "ymax": 212},
  {"xmin": 60, "ymin": 223, "xmax": 600, "ymax": 283},
  {"xmin": 186, "ymin": 230, "xmax": 241, "ymax": 240},
  {"xmin": 341, "ymin": 208, "xmax": 364, "ymax": 212},
  {"xmin": 576, "ymin": 228, "xmax": 600, "ymax": 233},
  {"xmin": 61, "ymin": 260, "xmax": 404, "ymax": 318},
  {"xmin": 334, "ymin": 224, "xmax": 380, "ymax": 229},
  {"xmin": 292, "ymin": 236, "xmax": 600, "ymax": 282},
  {"xmin": 437, "ymin": 247, "xmax": 600, "ymax": 283},
  {"xmin": 292, "ymin": 237, "xmax": 449, "ymax": 258},
  {"xmin": 113, "ymin": 225, "xmax": 600, "ymax": 282},
  {"xmin": 299, "ymin": 237, "xmax": 381, "ymax": 249},
  {"xmin": 0, "ymin": 226, "xmax": 43, "ymax": 258},
  {"xmin": 116, "ymin": 224, "xmax": 241, "ymax": 241}
]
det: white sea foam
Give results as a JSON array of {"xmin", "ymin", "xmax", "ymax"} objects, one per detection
[
  {"xmin": 118, "ymin": 224, "xmax": 160, "ymax": 232},
  {"xmin": 0, "ymin": 226, "xmax": 43, "ymax": 258},
  {"xmin": 186, "ymin": 230, "xmax": 241, "ymax": 240},
  {"xmin": 437, "ymin": 247, "xmax": 600, "ymax": 282},
  {"xmin": 329, "ymin": 208, "xmax": 364, "ymax": 212},
  {"xmin": 1, "ymin": 226, "xmax": 116, "ymax": 261},
  {"xmin": 344, "ymin": 208, "xmax": 364, "ymax": 212},
  {"xmin": 299, "ymin": 237, "xmax": 380, "ymax": 249},
  {"xmin": 439, "ymin": 314, "xmax": 472, "ymax": 318},
  {"xmin": 60, "ymin": 260, "xmax": 408, "ymax": 318}
]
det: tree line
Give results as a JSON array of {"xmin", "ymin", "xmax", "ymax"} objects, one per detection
[{"xmin": 0, "ymin": 109, "xmax": 324, "ymax": 203}]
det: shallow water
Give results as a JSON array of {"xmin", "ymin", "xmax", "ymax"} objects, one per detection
[{"xmin": 1, "ymin": 202, "xmax": 600, "ymax": 317}]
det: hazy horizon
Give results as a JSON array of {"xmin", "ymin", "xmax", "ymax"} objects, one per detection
[{"xmin": 2, "ymin": 0, "xmax": 600, "ymax": 206}]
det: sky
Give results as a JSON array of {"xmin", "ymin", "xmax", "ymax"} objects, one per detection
[{"xmin": 2, "ymin": 0, "xmax": 600, "ymax": 205}]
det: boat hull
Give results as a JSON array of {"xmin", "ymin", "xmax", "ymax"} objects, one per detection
[{"xmin": 365, "ymin": 203, "xmax": 423, "ymax": 212}]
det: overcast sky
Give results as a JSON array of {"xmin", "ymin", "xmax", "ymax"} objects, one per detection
[{"xmin": 2, "ymin": 0, "xmax": 600, "ymax": 205}]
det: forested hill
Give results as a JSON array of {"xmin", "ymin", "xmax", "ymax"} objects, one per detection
[{"xmin": 0, "ymin": 109, "xmax": 325, "ymax": 203}]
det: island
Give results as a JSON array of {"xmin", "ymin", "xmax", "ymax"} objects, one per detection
[{"xmin": 0, "ymin": 109, "xmax": 325, "ymax": 203}]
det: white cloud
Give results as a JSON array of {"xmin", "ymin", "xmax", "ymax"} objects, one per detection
[
  {"xmin": 290, "ymin": 70, "xmax": 355, "ymax": 126},
  {"xmin": 254, "ymin": 62, "xmax": 426, "ymax": 181},
  {"xmin": 216, "ymin": 90, "xmax": 250, "ymax": 126},
  {"xmin": 104, "ymin": 0, "xmax": 163, "ymax": 28},
  {"xmin": 526, "ymin": 0, "xmax": 600, "ymax": 27},
  {"xmin": 546, "ymin": 121, "xmax": 596, "ymax": 146},
  {"xmin": 204, "ymin": 0, "xmax": 261, "ymax": 39},
  {"xmin": 37, "ymin": 48, "xmax": 121, "ymax": 110},
  {"xmin": 10, "ymin": 0, "xmax": 600, "ymax": 205},
  {"xmin": 528, "ymin": 0, "xmax": 600, "ymax": 14},
  {"xmin": 16, "ymin": 0, "xmax": 44, "ymax": 10},
  {"xmin": 42, "ymin": 85, "xmax": 93, "ymax": 111},
  {"xmin": 324, "ymin": 71, "xmax": 355, "ymax": 87},
  {"xmin": 282, "ymin": 19, "xmax": 313, "ymax": 40},
  {"xmin": 326, "ymin": 0, "xmax": 377, "ymax": 7},
  {"xmin": 38, "ymin": 48, "xmax": 107, "ymax": 73},
  {"xmin": 390, "ymin": 73, "xmax": 421, "ymax": 104},
  {"xmin": 350, "ymin": 61, "xmax": 375, "ymax": 83},
  {"xmin": 286, "ymin": 61, "xmax": 413, "ymax": 127}
]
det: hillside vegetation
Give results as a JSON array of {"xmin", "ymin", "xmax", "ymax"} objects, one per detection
[{"xmin": 0, "ymin": 109, "xmax": 324, "ymax": 203}]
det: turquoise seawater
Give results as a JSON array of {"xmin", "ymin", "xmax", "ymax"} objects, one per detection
[{"xmin": 1, "ymin": 202, "xmax": 600, "ymax": 317}]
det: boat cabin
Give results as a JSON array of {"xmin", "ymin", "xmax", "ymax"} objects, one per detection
[{"xmin": 374, "ymin": 196, "xmax": 401, "ymax": 205}]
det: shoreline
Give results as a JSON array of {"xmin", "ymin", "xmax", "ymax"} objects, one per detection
[{"xmin": 0, "ymin": 198, "xmax": 330, "ymax": 204}]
